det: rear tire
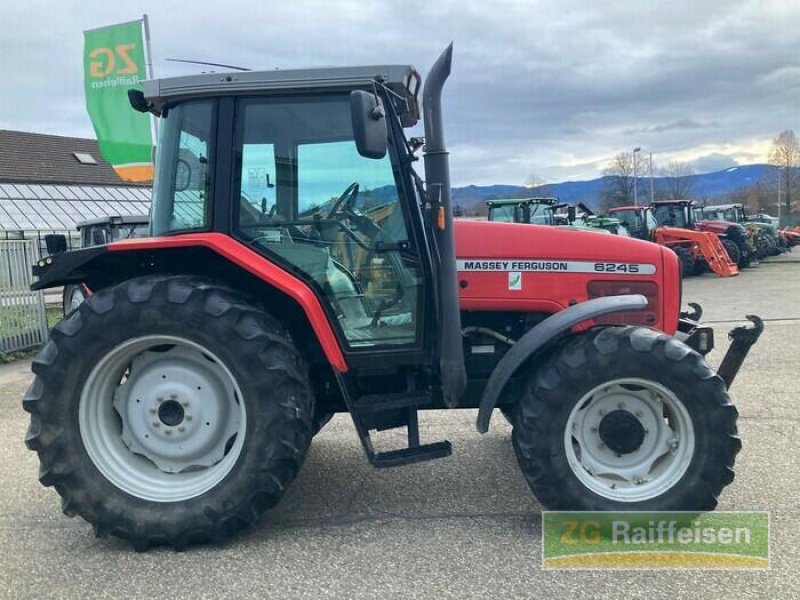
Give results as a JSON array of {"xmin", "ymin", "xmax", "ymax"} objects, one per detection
[
  {"xmin": 512, "ymin": 326, "xmax": 740, "ymax": 511},
  {"xmin": 24, "ymin": 276, "xmax": 314, "ymax": 550},
  {"xmin": 62, "ymin": 284, "xmax": 85, "ymax": 315}
]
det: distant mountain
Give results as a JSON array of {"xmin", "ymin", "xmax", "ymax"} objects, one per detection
[{"xmin": 450, "ymin": 164, "xmax": 773, "ymax": 212}]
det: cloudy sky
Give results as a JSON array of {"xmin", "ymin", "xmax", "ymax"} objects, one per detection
[{"xmin": 1, "ymin": 0, "xmax": 797, "ymax": 186}]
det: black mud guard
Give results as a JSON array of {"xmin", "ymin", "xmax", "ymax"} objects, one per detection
[
  {"xmin": 30, "ymin": 246, "xmax": 108, "ymax": 291},
  {"xmin": 475, "ymin": 294, "xmax": 648, "ymax": 433}
]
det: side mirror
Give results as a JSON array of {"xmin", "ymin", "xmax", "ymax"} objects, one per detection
[
  {"xmin": 175, "ymin": 158, "xmax": 191, "ymax": 191},
  {"xmin": 567, "ymin": 206, "xmax": 576, "ymax": 223},
  {"xmin": 350, "ymin": 90, "xmax": 387, "ymax": 159},
  {"xmin": 45, "ymin": 234, "xmax": 67, "ymax": 255}
]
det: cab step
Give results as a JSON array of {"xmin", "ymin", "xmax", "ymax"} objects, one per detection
[
  {"xmin": 372, "ymin": 441, "xmax": 452, "ymax": 468},
  {"xmin": 336, "ymin": 379, "xmax": 452, "ymax": 468},
  {"xmin": 353, "ymin": 392, "xmax": 432, "ymax": 412}
]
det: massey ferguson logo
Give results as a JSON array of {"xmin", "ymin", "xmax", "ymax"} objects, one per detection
[{"xmin": 457, "ymin": 259, "xmax": 656, "ymax": 275}]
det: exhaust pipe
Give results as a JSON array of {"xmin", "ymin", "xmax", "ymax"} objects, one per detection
[{"xmin": 423, "ymin": 43, "xmax": 467, "ymax": 406}]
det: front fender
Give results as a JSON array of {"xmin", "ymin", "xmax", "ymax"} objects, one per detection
[{"xmin": 475, "ymin": 294, "xmax": 648, "ymax": 433}]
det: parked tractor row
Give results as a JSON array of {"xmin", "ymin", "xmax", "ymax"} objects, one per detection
[
  {"xmin": 24, "ymin": 47, "xmax": 763, "ymax": 550},
  {"xmin": 485, "ymin": 196, "xmax": 792, "ymax": 279}
]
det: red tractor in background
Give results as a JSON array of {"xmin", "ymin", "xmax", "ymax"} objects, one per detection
[
  {"xmin": 24, "ymin": 47, "xmax": 762, "ymax": 550},
  {"xmin": 608, "ymin": 204, "xmax": 739, "ymax": 277}
]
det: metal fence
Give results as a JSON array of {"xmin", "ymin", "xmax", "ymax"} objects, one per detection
[{"xmin": 0, "ymin": 239, "xmax": 48, "ymax": 354}]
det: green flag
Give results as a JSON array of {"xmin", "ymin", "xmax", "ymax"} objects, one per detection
[{"xmin": 83, "ymin": 19, "xmax": 153, "ymax": 182}]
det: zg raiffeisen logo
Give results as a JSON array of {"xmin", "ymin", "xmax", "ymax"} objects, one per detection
[
  {"xmin": 88, "ymin": 44, "xmax": 141, "ymax": 89},
  {"xmin": 542, "ymin": 512, "xmax": 769, "ymax": 569}
]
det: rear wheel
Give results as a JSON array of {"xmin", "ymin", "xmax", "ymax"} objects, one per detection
[
  {"xmin": 62, "ymin": 284, "xmax": 85, "ymax": 314},
  {"xmin": 24, "ymin": 276, "xmax": 314, "ymax": 550},
  {"xmin": 512, "ymin": 326, "xmax": 740, "ymax": 511}
]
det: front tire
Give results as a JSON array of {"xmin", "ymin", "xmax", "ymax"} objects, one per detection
[
  {"xmin": 721, "ymin": 238, "xmax": 740, "ymax": 266},
  {"xmin": 512, "ymin": 326, "xmax": 740, "ymax": 511},
  {"xmin": 24, "ymin": 276, "xmax": 314, "ymax": 550}
]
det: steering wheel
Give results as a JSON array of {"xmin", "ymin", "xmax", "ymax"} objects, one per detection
[{"xmin": 327, "ymin": 182, "xmax": 359, "ymax": 219}]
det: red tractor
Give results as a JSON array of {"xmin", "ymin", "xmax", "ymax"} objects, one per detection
[
  {"xmin": 24, "ymin": 47, "xmax": 762, "ymax": 550},
  {"xmin": 608, "ymin": 204, "xmax": 739, "ymax": 277}
]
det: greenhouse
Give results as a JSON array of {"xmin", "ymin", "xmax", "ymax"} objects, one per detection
[{"xmin": 0, "ymin": 130, "xmax": 152, "ymax": 251}]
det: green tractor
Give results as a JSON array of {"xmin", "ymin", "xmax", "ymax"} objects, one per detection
[
  {"xmin": 486, "ymin": 198, "xmax": 622, "ymax": 234},
  {"xmin": 698, "ymin": 203, "xmax": 785, "ymax": 258}
]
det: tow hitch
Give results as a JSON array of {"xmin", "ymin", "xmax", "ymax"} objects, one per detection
[
  {"xmin": 718, "ymin": 315, "xmax": 764, "ymax": 388},
  {"xmin": 676, "ymin": 303, "xmax": 764, "ymax": 388}
]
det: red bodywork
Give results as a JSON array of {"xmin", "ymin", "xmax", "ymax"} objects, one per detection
[
  {"xmin": 108, "ymin": 222, "xmax": 680, "ymax": 372},
  {"xmin": 454, "ymin": 220, "xmax": 680, "ymax": 334},
  {"xmin": 694, "ymin": 219, "xmax": 733, "ymax": 235}
]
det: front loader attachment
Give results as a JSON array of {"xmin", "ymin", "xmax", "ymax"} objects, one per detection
[{"xmin": 655, "ymin": 226, "xmax": 739, "ymax": 277}]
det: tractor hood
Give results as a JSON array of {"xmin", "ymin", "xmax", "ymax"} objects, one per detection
[
  {"xmin": 454, "ymin": 220, "xmax": 663, "ymax": 267},
  {"xmin": 696, "ymin": 219, "xmax": 738, "ymax": 234},
  {"xmin": 748, "ymin": 221, "xmax": 777, "ymax": 234}
]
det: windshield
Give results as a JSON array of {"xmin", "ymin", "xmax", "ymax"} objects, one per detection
[
  {"xmin": 652, "ymin": 204, "xmax": 688, "ymax": 228},
  {"xmin": 488, "ymin": 204, "xmax": 516, "ymax": 222}
]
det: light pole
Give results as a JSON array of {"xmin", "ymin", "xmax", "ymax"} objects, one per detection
[
  {"xmin": 649, "ymin": 151, "xmax": 655, "ymax": 204},
  {"xmin": 633, "ymin": 147, "xmax": 641, "ymax": 206}
]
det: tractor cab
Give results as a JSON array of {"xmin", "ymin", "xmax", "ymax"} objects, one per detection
[
  {"xmin": 486, "ymin": 197, "xmax": 559, "ymax": 225},
  {"xmin": 607, "ymin": 206, "xmax": 656, "ymax": 240},
  {"xmin": 78, "ymin": 215, "xmax": 150, "ymax": 247},
  {"xmin": 650, "ymin": 200, "xmax": 695, "ymax": 229}
]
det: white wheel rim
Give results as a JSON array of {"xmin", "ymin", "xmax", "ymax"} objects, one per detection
[
  {"xmin": 564, "ymin": 378, "xmax": 694, "ymax": 502},
  {"xmin": 69, "ymin": 287, "xmax": 85, "ymax": 311},
  {"xmin": 79, "ymin": 335, "xmax": 247, "ymax": 502}
]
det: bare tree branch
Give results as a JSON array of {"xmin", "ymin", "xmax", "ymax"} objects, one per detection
[{"xmin": 768, "ymin": 129, "xmax": 800, "ymax": 220}]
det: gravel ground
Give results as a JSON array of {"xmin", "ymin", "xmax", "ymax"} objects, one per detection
[{"xmin": 0, "ymin": 257, "xmax": 797, "ymax": 599}]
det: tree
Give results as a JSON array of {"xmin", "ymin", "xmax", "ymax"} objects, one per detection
[
  {"xmin": 768, "ymin": 130, "xmax": 800, "ymax": 221},
  {"xmin": 728, "ymin": 182, "xmax": 772, "ymax": 215},
  {"xmin": 659, "ymin": 161, "xmax": 695, "ymax": 200},
  {"xmin": 599, "ymin": 151, "xmax": 647, "ymax": 210}
]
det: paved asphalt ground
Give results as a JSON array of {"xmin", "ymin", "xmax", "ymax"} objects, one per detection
[{"xmin": 1, "ymin": 256, "xmax": 798, "ymax": 599}]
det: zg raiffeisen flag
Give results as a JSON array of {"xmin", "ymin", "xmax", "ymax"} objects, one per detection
[{"xmin": 83, "ymin": 20, "xmax": 153, "ymax": 182}]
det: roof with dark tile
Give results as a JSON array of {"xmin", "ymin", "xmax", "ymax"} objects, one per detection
[{"xmin": 0, "ymin": 130, "xmax": 151, "ymax": 186}]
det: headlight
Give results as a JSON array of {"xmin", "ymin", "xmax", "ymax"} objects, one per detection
[{"xmin": 587, "ymin": 281, "xmax": 659, "ymax": 326}]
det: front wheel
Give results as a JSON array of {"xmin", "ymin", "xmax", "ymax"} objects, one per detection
[
  {"xmin": 24, "ymin": 276, "xmax": 315, "ymax": 550},
  {"xmin": 512, "ymin": 326, "xmax": 740, "ymax": 511},
  {"xmin": 721, "ymin": 238, "xmax": 740, "ymax": 266}
]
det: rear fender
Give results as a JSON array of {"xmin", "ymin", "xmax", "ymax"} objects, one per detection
[
  {"xmin": 31, "ymin": 234, "xmax": 348, "ymax": 373},
  {"xmin": 475, "ymin": 294, "xmax": 648, "ymax": 433}
]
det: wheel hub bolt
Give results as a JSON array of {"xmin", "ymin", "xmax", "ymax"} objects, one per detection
[
  {"xmin": 152, "ymin": 421, "xmax": 160, "ymax": 427},
  {"xmin": 178, "ymin": 426, "xmax": 186, "ymax": 433}
]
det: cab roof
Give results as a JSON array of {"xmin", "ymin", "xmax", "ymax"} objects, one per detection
[
  {"xmin": 486, "ymin": 197, "xmax": 559, "ymax": 207},
  {"xmin": 142, "ymin": 64, "xmax": 421, "ymax": 126}
]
